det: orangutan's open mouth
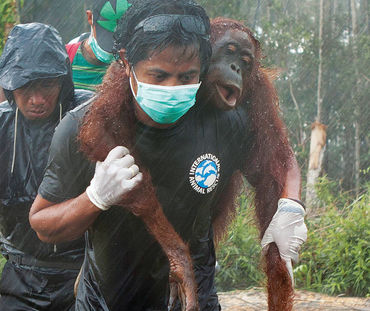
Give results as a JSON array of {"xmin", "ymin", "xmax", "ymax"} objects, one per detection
[{"xmin": 215, "ymin": 83, "xmax": 241, "ymax": 108}]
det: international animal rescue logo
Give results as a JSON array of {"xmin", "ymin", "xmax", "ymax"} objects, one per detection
[{"xmin": 189, "ymin": 153, "xmax": 220, "ymax": 194}]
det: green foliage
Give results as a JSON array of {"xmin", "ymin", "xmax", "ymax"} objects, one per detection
[
  {"xmin": 215, "ymin": 180, "xmax": 369, "ymax": 297},
  {"xmin": 215, "ymin": 193, "xmax": 264, "ymax": 291},
  {"xmin": 314, "ymin": 175, "xmax": 351, "ymax": 208},
  {"xmin": 294, "ymin": 181, "xmax": 370, "ymax": 297},
  {"xmin": 0, "ymin": 255, "xmax": 5, "ymax": 278},
  {"xmin": 0, "ymin": 0, "xmax": 17, "ymax": 54}
]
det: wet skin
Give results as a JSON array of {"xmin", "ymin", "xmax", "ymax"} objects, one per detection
[{"xmin": 12, "ymin": 78, "xmax": 61, "ymax": 120}]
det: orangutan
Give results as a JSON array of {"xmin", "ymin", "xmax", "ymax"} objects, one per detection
[{"xmin": 202, "ymin": 18, "xmax": 301, "ymax": 311}]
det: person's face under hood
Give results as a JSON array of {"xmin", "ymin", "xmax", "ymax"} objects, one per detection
[{"xmin": 13, "ymin": 78, "xmax": 61, "ymax": 120}]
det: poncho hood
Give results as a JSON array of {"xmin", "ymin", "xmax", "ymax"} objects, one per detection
[{"xmin": 0, "ymin": 22, "xmax": 74, "ymax": 111}]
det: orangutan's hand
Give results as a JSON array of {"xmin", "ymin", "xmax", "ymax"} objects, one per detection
[
  {"xmin": 86, "ymin": 146, "xmax": 142, "ymax": 210},
  {"xmin": 261, "ymin": 198, "xmax": 307, "ymax": 285}
]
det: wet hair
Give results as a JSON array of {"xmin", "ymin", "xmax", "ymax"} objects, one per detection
[{"xmin": 112, "ymin": 0, "xmax": 211, "ymax": 77}]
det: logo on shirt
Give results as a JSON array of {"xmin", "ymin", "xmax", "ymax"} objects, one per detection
[{"xmin": 189, "ymin": 153, "xmax": 220, "ymax": 194}]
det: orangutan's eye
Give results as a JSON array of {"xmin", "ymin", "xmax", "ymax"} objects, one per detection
[
  {"xmin": 242, "ymin": 55, "xmax": 252, "ymax": 64},
  {"xmin": 226, "ymin": 44, "xmax": 237, "ymax": 54}
]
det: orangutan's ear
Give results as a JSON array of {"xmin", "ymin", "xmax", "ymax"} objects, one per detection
[{"xmin": 119, "ymin": 49, "xmax": 131, "ymax": 76}]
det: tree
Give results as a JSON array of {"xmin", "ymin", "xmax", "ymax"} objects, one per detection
[
  {"xmin": 306, "ymin": 0, "xmax": 327, "ymax": 209},
  {"xmin": 350, "ymin": 0, "xmax": 361, "ymax": 196},
  {"xmin": 0, "ymin": 0, "xmax": 17, "ymax": 54}
]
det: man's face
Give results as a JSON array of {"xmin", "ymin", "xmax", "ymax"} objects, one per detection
[
  {"xmin": 129, "ymin": 45, "xmax": 201, "ymax": 87},
  {"xmin": 13, "ymin": 78, "xmax": 61, "ymax": 120},
  {"xmin": 126, "ymin": 45, "xmax": 201, "ymax": 127}
]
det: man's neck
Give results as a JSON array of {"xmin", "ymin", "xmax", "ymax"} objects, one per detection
[{"xmin": 81, "ymin": 40, "xmax": 106, "ymax": 66}]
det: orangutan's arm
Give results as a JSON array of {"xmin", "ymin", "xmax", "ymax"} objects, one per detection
[{"xmin": 29, "ymin": 193, "xmax": 101, "ymax": 243}]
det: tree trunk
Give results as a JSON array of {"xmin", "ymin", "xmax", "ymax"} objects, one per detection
[
  {"xmin": 253, "ymin": 0, "xmax": 261, "ymax": 29},
  {"xmin": 363, "ymin": 0, "xmax": 369, "ymax": 32},
  {"xmin": 289, "ymin": 81, "xmax": 304, "ymax": 146},
  {"xmin": 316, "ymin": 0, "xmax": 324, "ymax": 123},
  {"xmin": 306, "ymin": 122, "xmax": 327, "ymax": 210},
  {"xmin": 306, "ymin": 0, "xmax": 326, "ymax": 210},
  {"xmin": 351, "ymin": 0, "xmax": 361, "ymax": 196}
]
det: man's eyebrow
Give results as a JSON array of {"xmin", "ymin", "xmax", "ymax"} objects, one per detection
[
  {"xmin": 146, "ymin": 68, "xmax": 169, "ymax": 75},
  {"xmin": 146, "ymin": 68, "xmax": 200, "ymax": 76},
  {"xmin": 180, "ymin": 69, "xmax": 200, "ymax": 75}
]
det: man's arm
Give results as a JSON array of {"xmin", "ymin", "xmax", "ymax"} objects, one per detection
[
  {"xmin": 0, "ymin": 87, "xmax": 5, "ymax": 102},
  {"xmin": 30, "ymin": 145, "xmax": 143, "ymax": 244},
  {"xmin": 261, "ymin": 154, "xmax": 307, "ymax": 284},
  {"xmin": 280, "ymin": 155, "xmax": 302, "ymax": 200},
  {"xmin": 30, "ymin": 193, "xmax": 101, "ymax": 243}
]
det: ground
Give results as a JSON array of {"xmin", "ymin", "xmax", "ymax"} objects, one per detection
[{"xmin": 218, "ymin": 287, "xmax": 370, "ymax": 311}]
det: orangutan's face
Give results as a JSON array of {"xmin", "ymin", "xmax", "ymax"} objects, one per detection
[{"xmin": 199, "ymin": 29, "xmax": 256, "ymax": 110}]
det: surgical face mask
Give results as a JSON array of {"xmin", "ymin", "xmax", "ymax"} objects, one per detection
[
  {"xmin": 129, "ymin": 69, "xmax": 201, "ymax": 124},
  {"xmin": 88, "ymin": 30, "xmax": 114, "ymax": 64}
]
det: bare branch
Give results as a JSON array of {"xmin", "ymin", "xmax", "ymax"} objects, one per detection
[{"xmin": 289, "ymin": 80, "xmax": 304, "ymax": 145}]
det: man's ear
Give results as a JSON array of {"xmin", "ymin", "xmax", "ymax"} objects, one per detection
[
  {"xmin": 119, "ymin": 49, "xmax": 130, "ymax": 76},
  {"xmin": 86, "ymin": 10, "xmax": 93, "ymax": 27}
]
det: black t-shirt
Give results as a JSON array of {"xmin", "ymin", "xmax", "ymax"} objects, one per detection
[{"xmin": 39, "ymin": 101, "xmax": 251, "ymax": 311}]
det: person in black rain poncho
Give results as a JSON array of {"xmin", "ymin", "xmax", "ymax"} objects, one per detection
[{"xmin": 0, "ymin": 23, "xmax": 94, "ymax": 310}]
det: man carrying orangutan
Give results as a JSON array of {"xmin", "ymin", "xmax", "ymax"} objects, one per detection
[
  {"xmin": 30, "ymin": 1, "xmax": 213, "ymax": 310},
  {"xmin": 29, "ymin": 1, "xmax": 307, "ymax": 310}
]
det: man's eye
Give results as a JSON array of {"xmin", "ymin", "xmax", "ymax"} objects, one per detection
[
  {"xmin": 182, "ymin": 75, "xmax": 192, "ymax": 82},
  {"xmin": 19, "ymin": 84, "xmax": 33, "ymax": 94},
  {"xmin": 43, "ymin": 83, "xmax": 55, "ymax": 88},
  {"xmin": 40, "ymin": 79, "xmax": 60, "ymax": 88},
  {"xmin": 151, "ymin": 74, "xmax": 166, "ymax": 81}
]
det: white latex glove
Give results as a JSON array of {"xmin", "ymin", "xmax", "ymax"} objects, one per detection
[
  {"xmin": 86, "ymin": 146, "xmax": 143, "ymax": 210},
  {"xmin": 261, "ymin": 198, "xmax": 307, "ymax": 285}
]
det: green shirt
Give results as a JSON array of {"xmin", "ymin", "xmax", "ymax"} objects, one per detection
[{"xmin": 71, "ymin": 46, "xmax": 108, "ymax": 92}]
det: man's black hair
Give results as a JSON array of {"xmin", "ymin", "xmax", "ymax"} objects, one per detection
[{"xmin": 112, "ymin": 0, "xmax": 211, "ymax": 77}]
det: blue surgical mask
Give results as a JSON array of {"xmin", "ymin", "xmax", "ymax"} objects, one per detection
[
  {"xmin": 129, "ymin": 69, "xmax": 201, "ymax": 124},
  {"xmin": 88, "ymin": 31, "xmax": 114, "ymax": 64}
]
